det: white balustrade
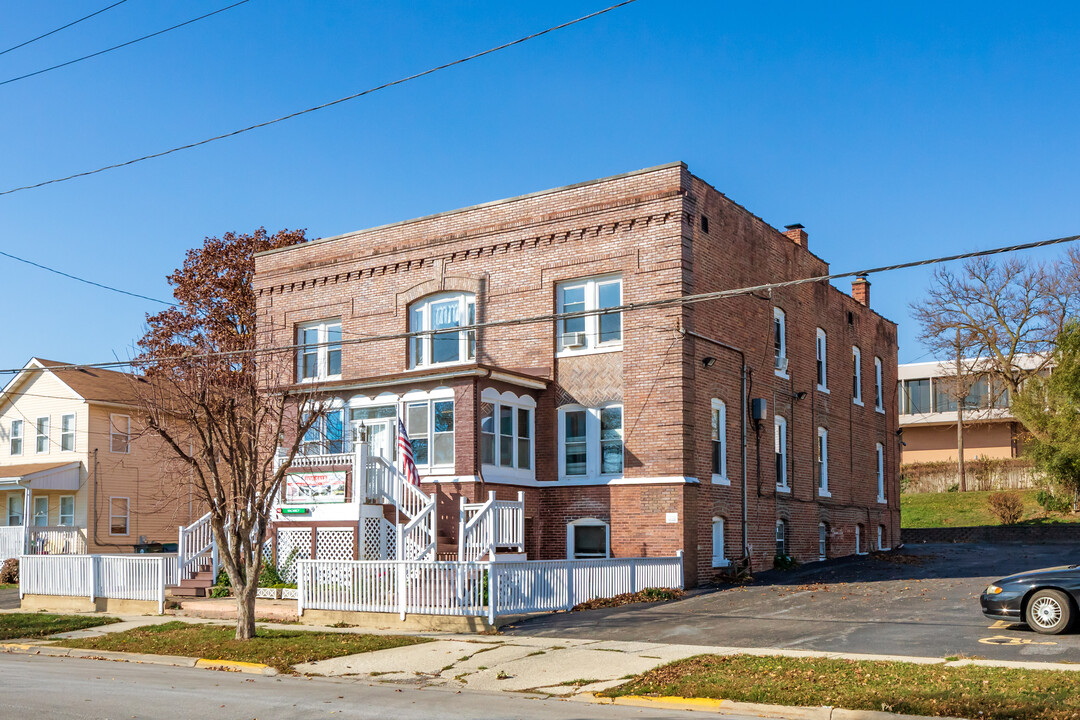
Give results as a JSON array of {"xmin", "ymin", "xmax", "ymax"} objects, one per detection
[
  {"xmin": 459, "ymin": 492, "xmax": 525, "ymax": 561},
  {"xmin": 27, "ymin": 527, "xmax": 87, "ymax": 555},
  {"xmin": 0, "ymin": 525, "xmax": 24, "ymax": 562}
]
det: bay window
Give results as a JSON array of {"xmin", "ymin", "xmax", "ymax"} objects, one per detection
[
  {"xmin": 404, "ymin": 398, "xmax": 455, "ymax": 469},
  {"xmin": 558, "ymin": 404, "xmax": 623, "ymax": 480},
  {"xmin": 297, "ymin": 319, "xmax": 342, "ymax": 381},
  {"xmin": 479, "ymin": 391, "xmax": 534, "ymax": 478},
  {"xmin": 409, "ymin": 293, "xmax": 476, "ymax": 368},
  {"xmin": 557, "ymin": 275, "xmax": 622, "ymax": 353}
]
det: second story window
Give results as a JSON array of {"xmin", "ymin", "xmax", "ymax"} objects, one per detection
[
  {"xmin": 558, "ymin": 404, "xmax": 623, "ymax": 479},
  {"xmin": 775, "ymin": 416, "xmax": 788, "ymax": 491},
  {"xmin": 852, "ymin": 346, "xmax": 863, "ymax": 405},
  {"xmin": 110, "ymin": 414, "xmax": 131, "ymax": 454},
  {"xmin": 298, "ymin": 319, "xmax": 342, "ymax": 381},
  {"xmin": 874, "ymin": 357, "xmax": 884, "ymax": 411},
  {"xmin": 35, "ymin": 417, "xmax": 49, "ymax": 454},
  {"xmin": 816, "ymin": 328, "xmax": 828, "ymax": 391},
  {"xmin": 61, "ymin": 414, "xmax": 76, "ymax": 452},
  {"xmin": 557, "ymin": 276, "xmax": 622, "ymax": 354},
  {"xmin": 711, "ymin": 399, "xmax": 728, "ymax": 483},
  {"xmin": 773, "ymin": 307, "xmax": 788, "ymax": 375},
  {"xmin": 10, "ymin": 419, "xmax": 23, "ymax": 456},
  {"xmin": 817, "ymin": 427, "xmax": 829, "ymax": 496},
  {"xmin": 409, "ymin": 293, "xmax": 475, "ymax": 368}
]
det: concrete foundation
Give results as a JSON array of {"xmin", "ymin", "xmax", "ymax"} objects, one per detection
[
  {"xmin": 299, "ymin": 609, "xmax": 497, "ymax": 633},
  {"xmin": 21, "ymin": 594, "xmax": 161, "ymax": 615}
]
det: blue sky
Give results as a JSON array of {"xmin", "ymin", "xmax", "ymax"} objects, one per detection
[{"xmin": 1, "ymin": 0, "xmax": 1078, "ymax": 371}]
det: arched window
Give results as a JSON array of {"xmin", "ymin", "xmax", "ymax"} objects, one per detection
[
  {"xmin": 567, "ymin": 518, "xmax": 609, "ymax": 559},
  {"xmin": 712, "ymin": 517, "xmax": 728, "ymax": 567},
  {"xmin": 408, "ymin": 293, "xmax": 476, "ymax": 368}
]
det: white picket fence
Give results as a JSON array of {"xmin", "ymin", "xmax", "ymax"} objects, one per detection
[
  {"xmin": 297, "ymin": 552, "xmax": 684, "ymax": 623},
  {"xmin": 20, "ymin": 554, "xmax": 172, "ymax": 614},
  {"xmin": 0, "ymin": 526, "xmax": 22, "ymax": 562}
]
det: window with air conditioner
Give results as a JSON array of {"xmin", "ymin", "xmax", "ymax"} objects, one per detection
[{"xmin": 557, "ymin": 276, "xmax": 622, "ymax": 355}]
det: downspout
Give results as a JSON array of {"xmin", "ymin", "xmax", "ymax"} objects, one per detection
[{"xmin": 679, "ymin": 328, "xmax": 750, "ymax": 561}]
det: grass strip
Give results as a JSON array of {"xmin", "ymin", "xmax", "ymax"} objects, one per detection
[
  {"xmin": 0, "ymin": 613, "xmax": 120, "ymax": 641},
  {"xmin": 900, "ymin": 489, "xmax": 1080, "ymax": 528},
  {"xmin": 604, "ymin": 654, "xmax": 1080, "ymax": 720},
  {"xmin": 53, "ymin": 620, "xmax": 430, "ymax": 672}
]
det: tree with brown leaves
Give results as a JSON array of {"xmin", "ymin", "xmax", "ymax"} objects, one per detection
[{"xmin": 134, "ymin": 227, "xmax": 325, "ymax": 639}]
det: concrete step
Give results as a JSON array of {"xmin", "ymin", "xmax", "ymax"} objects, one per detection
[{"xmin": 169, "ymin": 586, "xmax": 208, "ymax": 598}]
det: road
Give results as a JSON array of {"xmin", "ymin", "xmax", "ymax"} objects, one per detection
[
  {"xmin": 507, "ymin": 543, "xmax": 1080, "ymax": 662},
  {"xmin": 0, "ymin": 653, "xmax": 737, "ymax": 720}
]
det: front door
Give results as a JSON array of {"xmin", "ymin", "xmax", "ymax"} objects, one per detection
[{"xmin": 356, "ymin": 418, "xmax": 395, "ymax": 501}]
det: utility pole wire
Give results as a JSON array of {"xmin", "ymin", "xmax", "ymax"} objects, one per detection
[
  {"xmin": 4, "ymin": 231, "xmax": 1076, "ymax": 376},
  {"xmin": 0, "ymin": 0, "xmax": 641, "ymax": 198},
  {"xmin": 0, "ymin": 0, "xmax": 131, "ymax": 57},
  {"xmin": 0, "ymin": 249, "xmax": 173, "ymax": 305}
]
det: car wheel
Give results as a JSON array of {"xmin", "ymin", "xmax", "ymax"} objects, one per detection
[{"xmin": 1026, "ymin": 589, "xmax": 1074, "ymax": 635}]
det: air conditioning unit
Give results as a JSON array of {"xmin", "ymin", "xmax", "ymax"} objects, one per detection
[
  {"xmin": 774, "ymin": 356, "xmax": 789, "ymax": 373},
  {"xmin": 563, "ymin": 332, "xmax": 587, "ymax": 349}
]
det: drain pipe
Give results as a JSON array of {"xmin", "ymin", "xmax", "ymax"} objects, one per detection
[{"xmin": 679, "ymin": 328, "xmax": 750, "ymax": 561}]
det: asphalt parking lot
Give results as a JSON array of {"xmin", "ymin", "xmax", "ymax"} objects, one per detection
[{"xmin": 506, "ymin": 542, "xmax": 1080, "ymax": 662}]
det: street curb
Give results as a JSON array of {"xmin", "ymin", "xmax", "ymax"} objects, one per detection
[
  {"xmin": 0, "ymin": 642, "xmax": 277, "ymax": 676},
  {"xmin": 195, "ymin": 658, "xmax": 278, "ymax": 675},
  {"xmin": 581, "ymin": 694, "xmax": 962, "ymax": 720}
]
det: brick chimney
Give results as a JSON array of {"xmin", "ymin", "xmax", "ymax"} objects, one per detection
[
  {"xmin": 852, "ymin": 275, "xmax": 871, "ymax": 307},
  {"xmin": 783, "ymin": 223, "xmax": 808, "ymax": 248}
]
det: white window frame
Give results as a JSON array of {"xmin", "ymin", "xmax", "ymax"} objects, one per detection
[
  {"xmin": 876, "ymin": 442, "xmax": 886, "ymax": 503},
  {"xmin": 9, "ymin": 419, "xmax": 22, "ymax": 456},
  {"xmin": 816, "ymin": 328, "xmax": 829, "ymax": 392},
  {"xmin": 408, "ymin": 293, "xmax": 476, "ymax": 369},
  {"xmin": 109, "ymin": 497, "xmax": 129, "ymax": 536},
  {"xmin": 852, "ymin": 346, "xmax": 863, "ymax": 406},
  {"xmin": 33, "ymin": 496, "xmax": 49, "ymax": 527},
  {"xmin": 556, "ymin": 275, "xmax": 623, "ymax": 356},
  {"xmin": 60, "ymin": 413, "xmax": 76, "ymax": 452},
  {"xmin": 35, "ymin": 416, "xmax": 49, "ymax": 454},
  {"xmin": 401, "ymin": 394, "xmax": 456, "ymax": 474},
  {"xmin": 818, "ymin": 522, "xmax": 828, "ymax": 561},
  {"xmin": 878, "ymin": 525, "xmax": 889, "ymax": 551},
  {"xmin": 775, "ymin": 519, "xmax": 787, "ymax": 557},
  {"xmin": 855, "ymin": 524, "xmax": 865, "ymax": 555},
  {"xmin": 110, "ymin": 414, "xmax": 131, "ymax": 454},
  {"xmin": 874, "ymin": 357, "xmax": 885, "ymax": 413},
  {"xmin": 300, "ymin": 406, "xmax": 348, "ymax": 456},
  {"xmin": 774, "ymin": 416, "xmax": 789, "ymax": 492},
  {"xmin": 712, "ymin": 517, "xmax": 729, "ymax": 568},
  {"xmin": 817, "ymin": 427, "xmax": 830, "ymax": 497},
  {"xmin": 297, "ymin": 318, "xmax": 343, "ymax": 382},
  {"xmin": 773, "ymin": 307, "xmax": 788, "ymax": 377},
  {"xmin": 567, "ymin": 518, "xmax": 610, "ymax": 559},
  {"xmin": 479, "ymin": 389, "xmax": 536, "ymax": 481},
  {"xmin": 6, "ymin": 495, "xmax": 23, "ymax": 526},
  {"xmin": 59, "ymin": 495, "xmax": 75, "ymax": 527},
  {"xmin": 557, "ymin": 403, "xmax": 624, "ymax": 481},
  {"xmin": 711, "ymin": 399, "xmax": 729, "ymax": 485}
]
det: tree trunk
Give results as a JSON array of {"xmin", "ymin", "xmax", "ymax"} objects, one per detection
[{"xmin": 235, "ymin": 577, "xmax": 258, "ymax": 640}]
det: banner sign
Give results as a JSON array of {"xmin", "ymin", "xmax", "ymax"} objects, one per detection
[{"xmin": 284, "ymin": 471, "xmax": 347, "ymax": 504}]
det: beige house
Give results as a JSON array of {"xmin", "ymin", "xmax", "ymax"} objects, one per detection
[{"xmin": 0, "ymin": 359, "xmax": 198, "ymax": 561}]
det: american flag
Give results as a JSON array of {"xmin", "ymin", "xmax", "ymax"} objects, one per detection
[{"xmin": 397, "ymin": 418, "xmax": 420, "ymax": 486}]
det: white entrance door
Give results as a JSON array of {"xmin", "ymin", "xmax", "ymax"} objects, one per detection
[{"xmin": 356, "ymin": 419, "xmax": 395, "ymax": 501}]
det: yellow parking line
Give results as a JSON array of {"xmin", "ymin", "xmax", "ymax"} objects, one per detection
[{"xmin": 194, "ymin": 658, "xmax": 271, "ymax": 673}]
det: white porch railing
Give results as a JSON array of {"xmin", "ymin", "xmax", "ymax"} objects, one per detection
[
  {"xmin": 367, "ymin": 456, "xmax": 437, "ymax": 561},
  {"xmin": 459, "ymin": 491, "xmax": 525, "ymax": 561},
  {"xmin": 178, "ymin": 512, "xmax": 213, "ymax": 581},
  {"xmin": 27, "ymin": 526, "xmax": 87, "ymax": 556},
  {"xmin": 0, "ymin": 525, "xmax": 24, "ymax": 562},
  {"xmin": 20, "ymin": 554, "xmax": 169, "ymax": 614}
]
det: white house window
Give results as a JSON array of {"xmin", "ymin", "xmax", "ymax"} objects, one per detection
[
  {"xmin": 109, "ymin": 497, "xmax": 129, "ymax": 536},
  {"xmin": 6, "ymin": 495, "xmax": 22, "ymax": 525},
  {"xmin": 874, "ymin": 357, "xmax": 884, "ymax": 412},
  {"xmin": 479, "ymin": 391, "xmax": 534, "ymax": 477},
  {"xmin": 35, "ymin": 417, "xmax": 49, "ymax": 454},
  {"xmin": 33, "ymin": 496, "xmax": 48, "ymax": 526},
  {"xmin": 852, "ymin": 346, "xmax": 863, "ymax": 405},
  {"xmin": 297, "ymin": 319, "xmax": 342, "ymax": 381},
  {"xmin": 9, "ymin": 419, "xmax": 22, "ymax": 456},
  {"xmin": 773, "ymin": 307, "xmax": 788, "ymax": 375},
  {"xmin": 110, "ymin": 414, "xmax": 130, "ymax": 454},
  {"xmin": 61, "ymin": 414, "xmax": 76, "ymax": 452},
  {"xmin": 405, "ymin": 399, "xmax": 455, "ymax": 469},
  {"xmin": 409, "ymin": 293, "xmax": 476, "ymax": 368},
  {"xmin": 301, "ymin": 408, "xmax": 346, "ymax": 455},
  {"xmin": 59, "ymin": 496, "xmax": 75, "ymax": 526},
  {"xmin": 817, "ymin": 427, "xmax": 829, "ymax": 497},
  {"xmin": 558, "ymin": 404, "xmax": 623, "ymax": 480},
  {"xmin": 567, "ymin": 518, "xmax": 610, "ymax": 559},
  {"xmin": 775, "ymin": 519, "xmax": 787, "ymax": 557},
  {"xmin": 878, "ymin": 525, "xmax": 887, "ymax": 551},
  {"xmin": 557, "ymin": 276, "xmax": 622, "ymax": 354},
  {"xmin": 876, "ymin": 442, "xmax": 886, "ymax": 503},
  {"xmin": 774, "ymin": 416, "xmax": 788, "ymax": 491},
  {"xmin": 855, "ymin": 524, "xmax": 864, "ymax": 554},
  {"xmin": 816, "ymin": 328, "xmax": 828, "ymax": 391},
  {"xmin": 711, "ymin": 399, "xmax": 728, "ymax": 483},
  {"xmin": 712, "ymin": 517, "xmax": 728, "ymax": 567},
  {"xmin": 818, "ymin": 522, "xmax": 828, "ymax": 561}
]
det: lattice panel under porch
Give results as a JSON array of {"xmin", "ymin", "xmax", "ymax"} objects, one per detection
[{"xmin": 276, "ymin": 528, "xmax": 312, "ymax": 583}]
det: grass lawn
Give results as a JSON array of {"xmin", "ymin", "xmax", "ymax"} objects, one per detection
[
  {"xmin": 0, "ymin": 583, "xmax": 17, "ymax": 590},
  {"xmin": 0, "ymin": 613, "xmax": 120, "ymax": 641},
  {"xmin": 606, "ymin": 654, "xmax": 1080, "ymax": 720},
  {"xmin": 54, "ymin": 621, "xmax": 430, "ymax": 672},
  {"xmin": 900, "ymin": 489, "xmax": 1080, "ymax": 528}
]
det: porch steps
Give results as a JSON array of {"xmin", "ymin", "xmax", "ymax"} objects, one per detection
[{"xmin": 168, "ymin": 569, "xmax": 215, "ymax": 598}]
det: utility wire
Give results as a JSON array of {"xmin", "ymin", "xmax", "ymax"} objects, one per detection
[
  {"xmin": 0, "ymin": 249, "xmax": 173, "ymax": 305},
  {"xmin": 0, "ymin": 0, "xmax": 252, "ymax": 88},
  {"xmin": 3, "ymin": 231, "xmax": 1076, "ymax": 376},
  {"xmin": 0, "ymin": 0, "xmax": 640, "ymax": 198},
  {"xmin": 0, "ymin": 0, "xmax": 131, "ymax": 57}
]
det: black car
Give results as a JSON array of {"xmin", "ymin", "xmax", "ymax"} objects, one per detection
[{"xmin": 981, "ymin": 564, "xmax": 1080, "ymax": 634}]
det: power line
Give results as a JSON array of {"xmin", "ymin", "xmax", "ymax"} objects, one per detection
[
  {"xmin": 0, "ymin": 0, "xmax": 131, "ymax": 57},
  {"xmin": 0, "ymin": 249, "xmax": 173, "ymax": 305},
  {"xmin": 3, "ymin": 231, "xmax": 1076, "ymax": 376},
  {"xmin": 0, "ymin": 0, "xmax": 641, "ymax": 198},
  {"xmin": 0, "ymin": 0, "xmax": 253, "ymax": 88}
]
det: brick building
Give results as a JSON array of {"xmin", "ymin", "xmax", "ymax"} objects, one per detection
[{"xmin": 253, "ymin": 162, "xmax": 900, "ymax": 586}]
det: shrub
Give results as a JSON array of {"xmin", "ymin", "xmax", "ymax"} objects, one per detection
[
  {"xmin": 988, "ymin": 491, "xmax": 1024, "ymax": 525},
  {"xmin": 214, "ymin": 560, "xmax": 284, "ymax": 589},
  {"xmin": 773, "ymin": 554, "xmax": 799, "ymax": 570},
  {"xmin": 1035, "ymin": 488, "xmax": 1073, "ymax": 515},
  {"xmin": 0, "ymin": 558, "xmax": 18, "ymax": 584}
]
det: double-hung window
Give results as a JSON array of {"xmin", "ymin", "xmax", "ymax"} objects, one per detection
[
  {"xmin": 711, "ymin": 399, "xmax": 728, "ymax": 483},
  {"xmin": 59, "ymin": 496, "xmax": 75, "ymax": 526},
  {"xmin": 301, "ymin": 408, "xmax": 346, "ymax": 455},
  {"xmin": 6, "ymin": 495, "xmax": 22, "ymax": 525},
  {"xmin": 110, "ymin": 497, "xmax": 129, "ymax": 535},
  {"xmin": 61, "ymin": 414, "xmax": 76, "ymax": 452},
  {"xmin": 558, "ymin": 404, "xmax": 623, "ymax": 480},
  {"xmin": 876, "ymin": 443, "xmax": 886, "ymax": 503},
  {"xmin": 298, "ymin": 319, "xmax": 342, "ymax": 381},
  {"xmin": 774, "ymin": 416, "xmax": 788, "ymax": 491},
  {"xmin": 874, "ymin": 357, "xmax": 884, "ymax": 412},
  {"xmin": 409, "ymin": 293, "xmax": 475, "ymax": 368},
  {"xmin": 33, "ymin": 496, "xmax": 48, "ymax": 526},
  {"xmin": 818, "ymin": 522, "xmax": 828, "ymax": 561},
  {"xmin": 557, "ymin": 276, "xmax": 622, "ymax": 353},
  {"xmin": 110, "ymin": 414, "xmax": 130, "ymax": 454},
  {"xmin": 816, "ymin": 328, "xmax": 828, "ymax": 391},
  {"xmin": 775, "ymin": 520, "xmax": 787, "ymax": 557},
  {"xmin": 852, "ymin": 346, "xmax": 863, "ymax": 405},
  {"xmin": 480, "ymin": 393, "xmax": 534, "ymax": 477},
  {"xmin": 817, "ymin": 427, "xmax": 830, "ymax": 497},
  {"xmin": 405, "ymin": 398, "xmax": 455, "ymax": 470},
  {"xmin": 35, "ymin": 417, "xmax": 49, "ymax": 454},
  {"xmin": 773, "ymin": 308, "xmax": 788, "ymax": 376},
  {"xmin": 10, "ymin": 419, "xmax": 22, "ymax": 456}
]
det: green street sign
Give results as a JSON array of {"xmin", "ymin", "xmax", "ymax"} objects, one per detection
[{"xmin": 280, "ymin": 507, "xmax": 310, "ymax": 515}]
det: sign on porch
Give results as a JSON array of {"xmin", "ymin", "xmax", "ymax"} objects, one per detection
[{"xmin": 285, "ymin": 471, "xmax": 347, "ymax": 504}]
